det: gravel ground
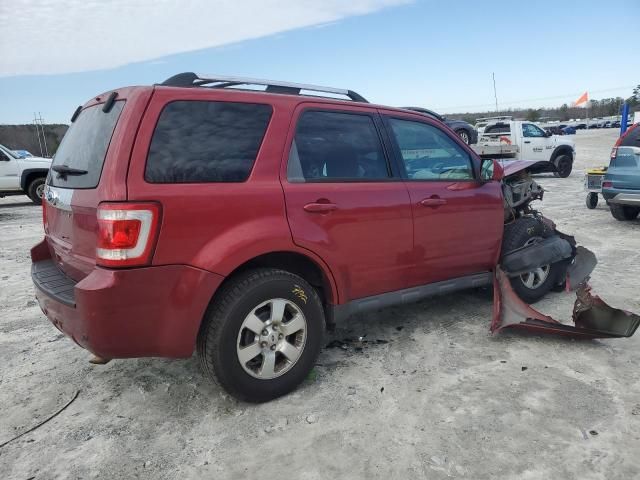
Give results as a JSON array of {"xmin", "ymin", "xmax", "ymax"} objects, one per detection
[{"xmin": 1, "ymin": 128, "xmax": 639, "ymax": 480}]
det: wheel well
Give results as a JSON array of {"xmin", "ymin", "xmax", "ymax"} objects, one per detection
[
  {"xmin": 223, "ymin": 251, "xmax": 334, "ymax": 305},
  {"xmin": 551, "ymin": 146, "xmax": 573, "ymax": 164},
  {"xmin": 21, "ymin": 170, "xmax": 48, "ymax": 191}
]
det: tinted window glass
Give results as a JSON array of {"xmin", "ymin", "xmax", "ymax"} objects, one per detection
[
  {"xmin": 613, "ymin": 147, "xmax": 640, "ymax": 167},
  {"xmin": 145, "ymin": 101, "xmax": 272, "ymax": 183},
  {"xmin": 287, "ymin": 111, "xmax": 389, "ymax": 182},
  {"xmin": 388, "ymin": 118, "xmax": 474, "ymax": 180},
  {"xmin": 484, "ymin": 123, "xmax": 511, "ymax": 134},
  {"xmin": 50, "ymin": 101, "xmax": 125, "ymax": 188}
]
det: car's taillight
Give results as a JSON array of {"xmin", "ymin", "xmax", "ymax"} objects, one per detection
[
  {"xmin": 602, "ymin": 181, "xmax": 613, "ymax": 189},
  {"xmin": 610, "ymin": 147, "xmax": 617, "ymax": 160},
  {"xmin": 96, "ymin": 202, "xmax": 161, "ymax": 267}
]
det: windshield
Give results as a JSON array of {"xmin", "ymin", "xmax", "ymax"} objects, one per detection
[
  {"xmin": 0, "ymin": 144, "xmax": 19, "ymax": 159},
  {"xmin": 49, "ymin": 101, "xmax": 125, "ymax": 189}
]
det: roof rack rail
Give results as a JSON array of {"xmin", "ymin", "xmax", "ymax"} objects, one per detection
[{"xmin": 160, "ymin": 72, "xmax": 368, "ymax": 103}]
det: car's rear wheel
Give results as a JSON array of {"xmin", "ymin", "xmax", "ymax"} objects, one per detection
[
  {"xmin": 27, "ymin": 177, "xmax": 46, "ymax": 204},
  {"xmin": 609, "ymin": 203, "xmax": 640, "ymax": 221},
  {"xmin": 553, "ymin": 154, "xmax": 572, "ymax": 178},
  {"xmin": 586, "ymin": 193, "xmax": 598, "ymax": 209},
  {"xmin": 456, "ymin": 129, "xmax": 470, "ymax": 145},
  {"xmin": 502, "ymin": 218, "xmax": 561, "ymax": 304},
  {"xmin": 197, "ymin": 268, "xmax": 325, "ymax": 402}
]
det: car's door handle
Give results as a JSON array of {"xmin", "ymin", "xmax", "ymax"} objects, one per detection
[
  {"xmin": 420, "ymin": 197, "xmax": 447, "ymax": 207},
  {"xmin": 303, "ymin": 202, "xmax": 338, "ymax": 213},
  {"xmin": 524, "ymin": 140, "xmax": 531, "ymax": 144}
]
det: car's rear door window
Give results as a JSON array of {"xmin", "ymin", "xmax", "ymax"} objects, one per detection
[
  {"xmin": 145, "ymin": 101, "xmax": 272, "ymax": 183},
  {"xmin": 49, "ymin": 101, "xmax": 125, "ymax": 189},
  {"xmin": 287, "ymin": 110, "xmax": 390, "ymax": 182}
]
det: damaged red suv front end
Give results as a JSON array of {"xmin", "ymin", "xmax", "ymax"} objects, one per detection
[{"xmin": 494, "ymin": 160, "xmax": 640, "ymax": 339}]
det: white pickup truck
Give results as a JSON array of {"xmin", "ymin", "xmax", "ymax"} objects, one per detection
[
  {"xmin": 471, "ymin": 120, "xmax": 575, "ymax": 177},
  {"xmin": 0, "ymin": 143, "xmax": 51, "ymax": 204}
]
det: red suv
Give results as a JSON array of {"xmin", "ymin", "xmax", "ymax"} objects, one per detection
[{"xmin": 32, "ymin": 73, "xmax": 564, "ymax": 402}]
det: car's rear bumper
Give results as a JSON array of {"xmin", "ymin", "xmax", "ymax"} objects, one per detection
[
  {"xmin": 31, "ymin": 239, "xmax": 224, "ymax": 359},
  {"xmin": 602, "ymin": 189, "xmax": 640, "ymax": 205}
]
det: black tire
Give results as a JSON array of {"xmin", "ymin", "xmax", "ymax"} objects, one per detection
[
  {"xmin": 27, "ymin": 177, "xmax": 46, "ymax": 204},
  {"xmin": 552, "ymin": 154, "xmax": 572, "ymax": 178},
  {"xmin": 609, "ymin": 203, "xmax": 640, "ymax": 221},
  {"xmin": 501, "ymin": 217, "xmax": 560, "ymax": 304},
  {"xmin": 197, "ymin": 268, "xmax": 325, "ymax": 402},
  {"xmin": 456, "ymin": 129, "xmax": 470, "ymax": 145},
  {"xmin": 585, "ymin": 193, "xmax": 598, "ymax": 209}
]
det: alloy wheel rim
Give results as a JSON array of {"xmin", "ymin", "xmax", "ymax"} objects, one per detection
[
  {"xmin": 459, "ymin": 131, "xmax": 469, "ymax": 144},
  {"xmin": 36, "ymin": 183, "xmax": 45, "ymax": 198},
  {"xmin": 520, "ymin": 236, "xmax": 550, "ymax": 289},
  {"xmin": 236, "ymin": 298, "xmax": 307, "ymax": 380}
]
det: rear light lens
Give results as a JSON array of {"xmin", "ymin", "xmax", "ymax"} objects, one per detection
[
  {"xmin": 96, "ymin": 202, "xmax": 161, "ymax": 267},
  {"xmin": 602, "ymin": 181, "xmax": 613, "ymax": 189},
  {"xmin": 610, "ymin": 147, "xmax": 617, "ymax": 160}
]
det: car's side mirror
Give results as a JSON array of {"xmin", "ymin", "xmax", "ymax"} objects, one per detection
[{"xmin": 481, "ymin": 158, "xmax": 504, "ymax": 182}]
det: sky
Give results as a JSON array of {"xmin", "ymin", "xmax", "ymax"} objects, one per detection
[{"xmin": 0, "ymin": 0, "xmax": 638, "ymax": 124}]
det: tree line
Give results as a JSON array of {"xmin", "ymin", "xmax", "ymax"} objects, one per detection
[{"xmin": 452, "ymin": 84, "xmax": 639, "ymax": 124}]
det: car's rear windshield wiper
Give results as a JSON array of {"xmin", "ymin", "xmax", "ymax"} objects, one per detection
[{"xmin": 51, "ymin": 164, "xmax": 88, "ymax": 176}]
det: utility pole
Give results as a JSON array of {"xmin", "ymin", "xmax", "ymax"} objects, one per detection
[
  {"xmin": 33, "ymin": 113, "xmax": 44, "ymax": 157},
  {"xmin": 492, "ymin": 72, "xmax": 498, "ymax": 113},
  {"xmin": 38, "ymin": 112, "xmax": 49, "ymax": 157}
]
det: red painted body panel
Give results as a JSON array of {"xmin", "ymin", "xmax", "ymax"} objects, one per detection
[
  {"xmin": 280, "ymin": 102, "xmax": 413, "ymax": 302},
  {"xmin": 34, "ymin": 84, "xmax": 511, "ymax": 359},
  {"xmin": 44, "ymin": 87, "xmax": 154, "ymax": 281},
  {"xmin": 32, "ymin": 240, "xmax": 223, "ymax": 358}
]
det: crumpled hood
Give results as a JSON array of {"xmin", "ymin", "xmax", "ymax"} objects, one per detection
[{"xmin": 500, "ymin": 160, "xmax": 551, "ymax": 177}]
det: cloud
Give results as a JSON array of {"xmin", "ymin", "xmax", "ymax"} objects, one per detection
[{"xmin": 0, "ymin": 0, "xmax": 407, "ymax": 77}]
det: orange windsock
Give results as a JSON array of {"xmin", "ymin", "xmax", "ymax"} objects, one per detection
[{"xmin": 574, "ymin": 91, "xmax": 589, "ymax": 107}]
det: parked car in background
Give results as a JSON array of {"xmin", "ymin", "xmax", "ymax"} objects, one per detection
[
  {"xmin": 13, "ymin": 149, "xmax": 34, "ymax": 158},
  {"xmin": 403, "ymin": 107, "xmax": 478, "ymax": 144},
  {"xmin": 545, "ymin": 125, "xmax": 565, "ymax": 136},
  {"xmin": 0, "ymin": 143, "xmax": 51, "ymax": 203},
  {"xmin": 575, "ymin": 123, "xmax": 587, "ymax": 130},
  {"xmin": 611, "ymin": 121, "xmax": 621, "ymax": 128},
  {"xmin": 562, "ymin": 125, "xmax": 577, "ymax": 135},
  {"xmin": 472, "ymin": 120, "xmax": 575, "ymax": 177},
  {"xmin": 603, "ymin": 123, "xmax": 640, "ymax": 221}
]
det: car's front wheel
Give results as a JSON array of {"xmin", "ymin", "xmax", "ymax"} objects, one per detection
[
  {"xmin": 609, "ymin": 203, "xmax": 640, "ymax": 221},
  {"xmin": 197, "ymin": 268, "xmax": 325, "ymax": 402},
  {"xmin": 502, "ymin": 218, "xmax": 561, "ymax": 304}
]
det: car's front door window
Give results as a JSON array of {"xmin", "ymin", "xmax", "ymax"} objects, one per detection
[
  {"xmin": 522, "ymin": 123, "xmax": 546, "ymax": 138},
  {"xmin": 387, "ymin": 118, "xmax": 474, "ymax": 181}
]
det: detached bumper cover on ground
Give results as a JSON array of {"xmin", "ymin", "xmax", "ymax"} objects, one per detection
[{"xmin": 493, "ymin": 239, "xmax": 640, "ymax": 339}]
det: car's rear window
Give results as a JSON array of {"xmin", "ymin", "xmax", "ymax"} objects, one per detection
[
  {"xmin": 50, "ymin": 101, "xmax": 125, "ymax": 189},
  {"xmin": 613, "ymin": 147, "xmax": 640, "ymax": 168},
  {"xmin": 145, "ymin": 101, "xmax": 272, "ymax": 183}
]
